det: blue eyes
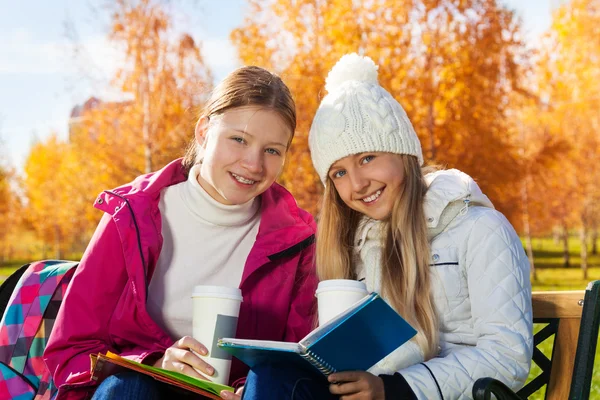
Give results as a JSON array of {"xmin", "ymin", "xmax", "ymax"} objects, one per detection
[
  {"xmin": 330, "ymin": 155, "xmax": 375, "ymax": 179},
  {"xmin": 265, "ymin": 148, "xmax": 281, "ymax": 156},
  {"xmin": 231, "ymin": 137, "xmax": 281, "ymax": 156},
  {"xmin": 362, "ymin": 155, "xmax": 374, "ymax": 164}
]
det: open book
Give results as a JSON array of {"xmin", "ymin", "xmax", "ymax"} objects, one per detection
[
  {"xmin": 91, "ymin": 351, "xmax": 234, "ymax": 399},
  {"xmin": 218, "ymin": 293, "xmax": 416, "ymax": 376}
]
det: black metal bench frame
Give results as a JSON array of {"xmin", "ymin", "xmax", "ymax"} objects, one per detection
[{"xmin": 473, "ymin": 280, "xmax": 600, "ymax": 400}]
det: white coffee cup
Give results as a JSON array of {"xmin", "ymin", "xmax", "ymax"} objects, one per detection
[
  {"xmin": 192, "ymin": 285, "xmax": 243, "ymax": 385},
  {"xmin": 315, "ymin": 279, "xmax": 369, "ymax": 326}
]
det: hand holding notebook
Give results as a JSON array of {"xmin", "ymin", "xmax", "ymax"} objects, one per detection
[
  {"xmin": 217, "ymin": 293, "xmax": 416, "ymax": 376},
  {"xmin": 91, "ymin": 351, "xmax": 234, "ymax": 399}
]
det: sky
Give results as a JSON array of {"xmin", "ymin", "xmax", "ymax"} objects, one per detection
[{"xmin": 0, "ymin": 0, "xmax": 559, "ymax": 171}]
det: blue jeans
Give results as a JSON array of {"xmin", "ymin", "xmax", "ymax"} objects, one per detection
[
  {"xmin": 91, "ymin": 371, "xmax": 205, "ymax": 400},
  {"xmin": 242, "ymin": 363, "xmax": 338, "ymax": 400},
  {"xmin": 92, "ymin": 372, "xmax": 162, "ymax": 400}
]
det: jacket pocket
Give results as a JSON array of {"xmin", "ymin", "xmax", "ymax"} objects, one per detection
[{"xmin": 430, "ymin": 247, "xmax": 463, "ymax": 300}]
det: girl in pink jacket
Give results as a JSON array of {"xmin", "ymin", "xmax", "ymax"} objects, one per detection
[{"xmin": 44, "ymin": 66, "xmax": 318, "ymax": 400}]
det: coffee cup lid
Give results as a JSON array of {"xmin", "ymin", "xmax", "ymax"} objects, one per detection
[
  {"xmin": 192, "ymin": 285, "xmax": 243, "ymax": 301},
  {"xmin": 315, "ymin": 279, "xmax": 368, "ymax": 295}
]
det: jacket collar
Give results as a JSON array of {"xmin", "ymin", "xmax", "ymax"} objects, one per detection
[
  {"xmin": 354, "ymin": 169, "xmax": 495, "ymax": 250},
  {"xmin": 95, "ymin": 159, "xmax": 188, "ymax": 210},
  {"xmin": 94, "ymin": 159, "xmax": 314, "ymax": 256},
  {"xmin": 423, "ymin": 169, "xmax": 494, "ymax": 229}
]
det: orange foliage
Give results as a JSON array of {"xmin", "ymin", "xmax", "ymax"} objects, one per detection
[
  {"xmin": 22, "ymin": 135, "xmax": 76, "ymax": 258},
  {"xmin": 525, "ymin": 0, "xmax": 600, "ymax": 235},
  {"xmin": 0, "ymin": 165, "xmax": 22, "ymax": 260},
  {"xmin": 233, "ymin": 0, "xmax": 529, "ymax": 219},
  {"xmin": 14, "ymin": 0, "xmax": 600, "ymax": 262}
]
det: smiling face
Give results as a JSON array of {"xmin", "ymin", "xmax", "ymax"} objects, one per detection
[
  {"xmin": 328, "ymin": 152, "xmax": 406, "ymax": 220},
  {"xmin": 195, "ymin": 106, "xmax": 292, "ymax": 205}
]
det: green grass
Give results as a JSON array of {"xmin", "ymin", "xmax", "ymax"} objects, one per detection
[
  {"xmin": 0, "ymin": 260, "xmax": 28, "ymax": 278},
  {"xmin": 526, "ymin": 323, "xmax": 600, "ymax": 400},
  {"xmin": 531, "ymin": 267, "xmax": 600, "ymax": 291},
  {"xmin": 1, "ymin": 236, "xmax": 599, "ymax": 397},
  {"xmin": 526, "ymin": 236, "xmax": 600, "ymax": 270}
]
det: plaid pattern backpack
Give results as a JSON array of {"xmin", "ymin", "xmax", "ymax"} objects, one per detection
[{"xmin": 0, "ymin": 260, "xmax": 78, "ymax": 400}]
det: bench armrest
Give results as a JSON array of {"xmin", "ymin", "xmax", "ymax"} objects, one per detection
[
  {"xmin": 472, "ymin": 378, "xmax": 524, "ymax": 400},
  {"xmin": 531, "ymin": 290, "xmax": 585, "ymax": 319}
]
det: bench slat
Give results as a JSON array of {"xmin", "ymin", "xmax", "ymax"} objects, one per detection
[
  {"xmin": 547, "ymin": 318, "xmax": 580, "ymax": 400},
  {"xmin": 532, "ymin": 291, "xmax": 585, "ymax": 319}
]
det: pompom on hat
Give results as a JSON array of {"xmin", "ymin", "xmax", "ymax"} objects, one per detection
[{"xmin": 309, "ymin": 53, "xmax": 423, "ymax": 183}]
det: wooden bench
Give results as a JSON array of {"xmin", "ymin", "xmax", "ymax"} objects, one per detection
[{"xmin": 473, "ymin": 280, "xmax": 600, "ymax": 400}]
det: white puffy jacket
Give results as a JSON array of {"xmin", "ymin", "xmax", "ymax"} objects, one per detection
[{"xmin": 356, "ymin": 169, "xmax": 533, "ymax": 400}]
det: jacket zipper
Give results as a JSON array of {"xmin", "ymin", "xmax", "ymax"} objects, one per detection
[{"xmin": 103, "ymin": 191, "xmax": 149, "ymax": 302}]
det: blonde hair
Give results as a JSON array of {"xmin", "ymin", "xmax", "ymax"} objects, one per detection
[
  {"xmin": 182, "ymin": 66, "xmax": 296, "ymax": 172},
  {"xmin": 316, "ymin": 155, "xmax": 439, "ymax": 359}
]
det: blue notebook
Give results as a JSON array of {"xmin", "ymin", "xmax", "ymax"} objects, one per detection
[{"xmin": 217, "ymin": 293, "xmax": 416, "ymax": 376}]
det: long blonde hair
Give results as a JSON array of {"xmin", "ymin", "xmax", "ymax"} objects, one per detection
[{"xmin": 316, "ymin": 155, "xmax": 439, "ymax": 359}]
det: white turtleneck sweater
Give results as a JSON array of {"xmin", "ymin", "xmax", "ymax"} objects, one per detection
[{"xmin": 147, "ymin": 164, "xmax": 261, "ymax": 340}]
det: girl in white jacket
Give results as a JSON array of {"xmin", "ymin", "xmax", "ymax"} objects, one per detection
[{"xmin": 241, "ymin": 54, "xmax": 533, "ymax": 400}]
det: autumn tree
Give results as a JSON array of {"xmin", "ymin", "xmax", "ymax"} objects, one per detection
[
  {"xmin": 532, "ymin": 0, "xmax": 600, "ymax": 277},
  {"xmin": 20, "ymin": 0, "xmax": 213, "ymax": 257},
  {"xmin": 99, "ymin": 0, "xmax": 213, "ymax": 174},
  {"xmin": 0, "ymin": 168, "xmax": 9, "ymax": 239},
  {"xmin": 70, "ymin": 0, "xmax": 212, "ymax": 230},
  {"xmin": 233, "ymin": 0, "xmax": 529, "ymax": 218},
  {"xmin": 513, "ymin": 92, "xmax": 570, "ymax": 276},
  {"xmin": 0, "ymin": 129, "xmax": 29, "ymax": 261},
  {"xmin": 0, "ymin": 165, "xmax": 20, "ymax": 262},
  {"xmin": 21, "ymin": 135, "xmax": 73, "ymax": 258},
  {"xmin": 68, "ymin": 0, "xmax": 213, "ymax": 183}
]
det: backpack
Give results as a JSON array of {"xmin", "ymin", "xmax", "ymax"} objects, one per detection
[{"xmin": 0, "ymin": 260, "xmax": 78, "ymax": 400}]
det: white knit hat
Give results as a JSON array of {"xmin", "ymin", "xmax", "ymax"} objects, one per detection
[{"xmin": 309, "ymin": 53, "xmax": 423, "ymax": 183}]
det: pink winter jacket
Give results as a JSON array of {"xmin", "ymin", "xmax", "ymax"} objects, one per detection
[{"xmin": 44, "ymin": 159, "xmax": 318, "ymax": 400}]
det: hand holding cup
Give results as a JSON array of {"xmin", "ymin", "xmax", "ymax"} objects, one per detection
[{"xmin": 192, "ymin": 285, "xmax": 243, "ymax": 385}]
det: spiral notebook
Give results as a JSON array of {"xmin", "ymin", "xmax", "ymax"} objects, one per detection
[{"xmin": 217, "ymin": 293, "xmax": 416, "ymax": 376}]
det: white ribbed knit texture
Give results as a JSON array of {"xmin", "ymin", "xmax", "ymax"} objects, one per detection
[{"xmin": 309, "ymin": 53, "xmax": 423, "ymax": 183}]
